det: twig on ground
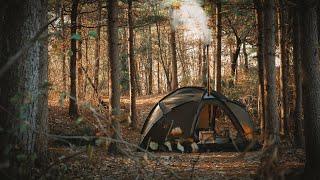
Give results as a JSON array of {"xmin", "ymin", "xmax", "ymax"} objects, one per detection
[{"xmin": 37, "ymin": 149, "xmax": 86, "ymax": 179}]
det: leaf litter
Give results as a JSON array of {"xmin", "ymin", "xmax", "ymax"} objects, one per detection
[{"xmin": 42, "ymin": 95, "xmax": 305, "ymax": 179}]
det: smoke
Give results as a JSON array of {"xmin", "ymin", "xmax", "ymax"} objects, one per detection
[{"xmin": 169, "ymin": 0, "xmax": 212, "ymax": 45}]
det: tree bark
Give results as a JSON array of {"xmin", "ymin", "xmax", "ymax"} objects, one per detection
[
  {"xmin": 300, "ymin": 0, "xmax": 320, "ymax": 177},
  {"xmin": 259, "ymin": 1, "xmax": 280, "ymax": 177},
  {"xmin": 156, "ymin": 22, "xmax": 171, "ymax": 91},
  {"xmin": 77, "ymin": 15, "xmax": 84, "ymax": 100},
  {"xmin": 0, "ymin": 0, "xmax": 48, "ymax": 177},
  {"xmin": 170, "ymin": 26, "xmax": 178, "ymax": 90},
  {"xmin": 318, "ymin": 2, "xmax": 320, "ymax": 44},
  {"xmin": 61, "ymin": 2, "xmax": 67, "ymax": 93},
  {"xmin": 84, "ymin": 37, "xmax": 89, "ymax": 95},
  {"xmin": 136, "ymin": 61, "xmax": 142, "ymax": 95},
  {"xmin": 198, "ymin": 41, "xmax": 202, "ymax": 83},
  {"xmin": 254, "ymin": 0, "xmax": 266, "ymax": 138},
  {"xmin": 263, "ymin": 0, "xmax": 280, "ymax": 145},
  {"xmin": 36, "ymin": 0, "xmax": 49, "ymax": 165},
  {"xmin": 177, "ymin": 38, "xmax": 189, "ymax": 85},
  {"xmin": 120, "ymin": 26, "xmax": 128, "ymax": 94},
  {"xmin": 128, "ymin": 0, "xmax": 137, "ymax": 129},
  {"xmin": 147, "ymin": 25, "xmax": 153, "ymax": 95},
  {"xmin": 94, "ymin": 0, "xmax": 102, "ymax": 92},
  {"xmin": 243, "ymin": 41, "xmax": 249, "ymax": 71},
  {"xmin": 157, "ymin": 54, "xmax": 160, "ymax": 94},
  {"xmin": 279, "ymin": 0, "xmax": 289, "ymax": 137},
  {"xmin": 202, "ymin": 45, "xmax": 207, "ymax": 87},
  {"xmin": 292, "ymin": 3, "xmax": 304, "ymax": 148},
  {"xmin": 231, "ymin": 37, "xmax": 241, "ymax": 77},
  {"xmin": 215, "ymin": 0, "xmax": 222, "ymax": 92},
  {"xmin": 69, "ymin": 0, "xmax": 79, "ymax": 117},
  {"xmin": 107, "ymin": 0, "xmax": 122, "ymax": 154}
]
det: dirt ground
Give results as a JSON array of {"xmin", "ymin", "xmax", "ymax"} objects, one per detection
[{"xmin": 41, "ymin": 94, "xmax": 305, "ymax": 179}]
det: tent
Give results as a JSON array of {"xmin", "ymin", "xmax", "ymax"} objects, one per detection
[{"xmin": 139, "ymin": 86, "xmax": 257, "ymax": 151}]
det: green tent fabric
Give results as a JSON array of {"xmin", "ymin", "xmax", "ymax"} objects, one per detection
[{"xmin": 139, "ymin": 87, "xmax": 256, "ymax": 150}]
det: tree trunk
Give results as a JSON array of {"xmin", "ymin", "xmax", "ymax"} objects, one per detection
[
  {"xmin": 243, "ymin": 42, "xmax": 249, "ymax": 71},
  {"xmin": 198, "ymin": 41, "xmax": 202, "ymax": 84},
  {"xmin": 94, "ymin": 0, "xmax": 102, "ymax": 92},
  {"xmin": 136, "ymin": 61, "xmax": 142, "ymax": 95},
  {"xmin": 215, "ymin": 0, "xmax": 222, "ymax": 92},
  {"xmin": 69, "ymin": 0, "xmax": 79, "ymax": 117},
  {"xmin": 231, "ymin": 37, "xmax": 241, "ymax": 77},
  {"xmin": 0, "ymin": 0, "xmax": 48, "ymax": 177},
  {"xmin": 61, "ymin": 2, "xmax": 67, "ymax": 93},
  {"xmin": 300, "ymin": 0, "xmax": 320, "ymax": 177},
  {"xmin": 147, "ymin": 25, "xmax": 153, "ymax": 95},
  {"xmin": 77, "ymin": 15, "xmax": 84, "ymax": 101},
  {"xmin": 292, "ymin": 4, "xmax": 304, "ymax": 148},
  {"xmin": 318, "ymin": 3, "xmax": 320, "ymax": 44},
  {"xmin": 317, "ymin": 2, "xmax": 320, "ymax": 44},
  {"xmin": 254, "ymin": 0, "xmax": 266, "ymax": 138},
  {"xmin": 84, "ymin": 37, "xmax": 89, "ymax": 96},
  {"xmin": 157, "ymin": 55, "xmax": 160, "ymax": 94},
  {"xmin": 263, "ymin": 0, "xmax": 280, "ymax": 145},
  {"xmin": 177, "ymin": 38, "xmax": 188, "ymax": 85},
  {"xmin": 170, "ymin": 26, "xmax": 178, "ymax": 90},
  {"xmin": 128, "ymin": 0, "xmax": 137, "ymax": 129},
  {"xmin": 107, "ymin": 0, "xmax": 122, "ymax": 154},
  {"xmin": 202, "ymin": 46, "xmax": 207, "ymax": 87},
  {"xmin": 279, "ymin": 0, "xmax": 289, "ymax": 137},
  {"xmin": 120, "ymin": 26, "xmax": 128, "ymax": 94},
  {"xmin": 156, "ymin": 22, "xmax": 171, "ymax": 91},
  {"xmin": 259, "ymin": 1, "xmax": 280, "ymax": 177},
  {"xmin": 36, "ymin": 0, "xmax": 49, "ymax": 165}
]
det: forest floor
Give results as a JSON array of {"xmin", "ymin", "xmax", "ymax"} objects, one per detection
[{"xmin": 39, "ymin": 94, "xmax": 305, "ymax": 179}]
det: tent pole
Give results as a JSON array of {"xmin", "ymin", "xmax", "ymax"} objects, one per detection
[{"xmin": 206, "ymin": 44, "xmax": 210, "ymax": 93}]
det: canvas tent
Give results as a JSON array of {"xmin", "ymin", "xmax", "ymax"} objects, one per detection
[{"xmin": 139, "ymin": 87, "xmax": 256, "ymax": 151}]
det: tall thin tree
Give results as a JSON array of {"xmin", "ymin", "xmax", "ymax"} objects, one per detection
[
  {"xmin": 77, "ymin": 15, "xmax": 84, "ymax": 100},
  {"xmin": 169, "ymin": 7, "xmax": 178, "ymax": 90},
  {"xmin": 69, "ymin": 0, "xmax": 79, "ymax": 117},
  {"xmin": 61, "ymin": 1, "xmax": 67, "ymax": 93},
  {"xmin": 259, "ymin": 1, "xmax": 280, "ymax": 177},
  {"xmin": 243, "ymin": 41, "xmax": 249, "ymax": 71},
  {"xmin": 147, "ymin": 25, "xmax": 153, "ymax": 95},
  {"xmin": 170, "ymin": 27, "xmax": 178, "ymax": 90},
  {"xmin": 107, "ymin": 0, "xmax": 122, "ymax": 154},
  {"xmin": 128, "ymin": 0, "xmax": 137, "ymax": 129},
  {"xmin": 215, "ymin": 0, "xmax": 222, "ymax": 92},
  {"xmin": 94, "ymin": 0, "xmax": 102, "ymax": 91},
  {"xmin": 254, "ymin": 0, "xmax": 266, "ymax": 138},
  {"xmin": 263, "ymin": 0, "xmax": 279, "ymax": 145},
  {"xmin": 300, "ymin": 0, "xmax": 320, "ymax": 177},
  {"xmin": 279, "ymin": 0, "xmax": 289, "ymax": 137},
  {"xmin": 156, "ymin": 22, "xmax": 171, "ymax": 90},
  {"xmin": 291, "ymin": 1, "xmax": 304, "ymax": 147}
]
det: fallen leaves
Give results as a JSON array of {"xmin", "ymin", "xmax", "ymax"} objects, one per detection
[{"xmin": 45, "ymin": 94, "xmax": 305, "ymax": 179}]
